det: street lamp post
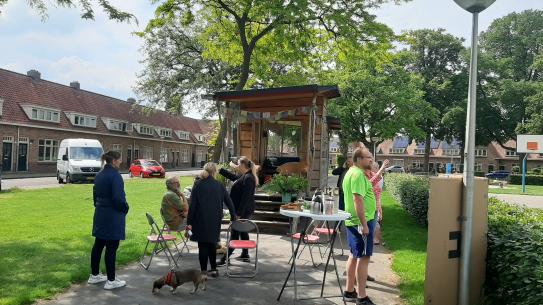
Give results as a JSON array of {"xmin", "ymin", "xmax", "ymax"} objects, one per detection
[
  {"xmin": 371, "ymin": 137, "xmax": 379, "ymax": 160},
  {"xmin": 453, "ymin": 1, "xmax": 496, "ymax": 305}
]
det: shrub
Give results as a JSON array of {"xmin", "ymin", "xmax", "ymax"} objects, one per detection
[
  {"xmin": 475, "ymin": 171, "xmax": 485, "ymax": 177},
  {"xmin": 532, "ymin": 167, "xmax": 542, "ymax": 174},
  {"xmin": 262, "ymin": 174, "xmax": 309, "ymax": 194},
  {"xmin": 337, "ymin": 154, "xmax": 346, "ymax": 168},
  {"xmin": 511, "ymin": 166, "xmax": 520, "ymax": 174},
  {"xmin": 385, "ymin": 173, "xmax": 429, "ymax": 226},
  {"xmin": 484, "ymin": 198, "xmax": 543, "ymax": 305},
  {"xmin": 509, "ymin": 174, "xmax": 543, "ymax": 185}
]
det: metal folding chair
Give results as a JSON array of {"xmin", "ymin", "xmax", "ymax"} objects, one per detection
[
  {"xmin": 288, "ymin": 219, "xmax": 325, "ymax": 267},
  {"xmin": 226, "ymin": 219, "xmax": 259, "ymax": 278},
  {"xmin": 139, "ymin": 213, "xmax": 181, "ymax": 270},
  {"xmin": 160, "ymin": 208, "xmax": 191, "ymax": 255},
  {"xmin": 313, "ymin": 221, "xmax": 345, "ymax": 256}
]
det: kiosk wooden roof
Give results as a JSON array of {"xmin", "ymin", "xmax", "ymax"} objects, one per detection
[{"xmin": 212, "ymin": 85, "xmax": 341, "ymax": 189}]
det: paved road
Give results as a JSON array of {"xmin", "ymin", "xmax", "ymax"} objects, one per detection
[
  {"xmin": 1, "ymin": 170, "xmax": 201, "ymax": 191},
  {"xmin": 490, "ymin": 193, "xmax": 543, "ymax": 209}
]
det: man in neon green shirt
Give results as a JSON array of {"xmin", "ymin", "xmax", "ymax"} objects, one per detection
[{"xmin": 342, "ymin": 147, "xmax": 377, "ymax": 305}]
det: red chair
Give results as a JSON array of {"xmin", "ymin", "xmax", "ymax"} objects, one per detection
[
  {"xmin": 226, "ymin": 219, "xmax": 259, "ymax": 278},
  {"xmin": 289, "ymin": 232, "xmax": 323, "ymax": 267},
  {"xmin": 139, "ymin": 213, "xmax": 181, "ymax": 270},
  {"xmin": 313, "ymin": 221, "xmax": 345, "ymax": 256}
]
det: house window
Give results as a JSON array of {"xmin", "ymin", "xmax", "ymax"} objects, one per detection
[
  {"xmin": 176, "ymin": 131, "xmax": 190, "ymax": 140},
  {"xmin": 181, "ymin": 148, "xmax": 190, "ymax": 162},
  {"xmin": 159, "ymin": 129, "xmax": 172, "ymax": 138},
  {"xmin": 475, "ymin": 163, "xmax": 483, "ymax": 172},
  {"xmin": 505, "ymin": 150, "xmax": 517, "ymax": 157},
  {"xmin": 499, "ymin": 165, "xmax": 505, "ymax": 171},
  {"xmin": 348, "ymin": 147, "xmax": 353, "ymax": 153},
  {"xmin": 488, "ymin": 164, "xmax": 495, "ymax": 173},
  {"xmin": 444, "ymin": 149, "xmax": 460, "ymax": 156},
  {"xmin": 412, "ymin": 160, "xmax": 422, "ymax": 168},
  {"xmin": 392, "ymin": 159, "xmax": 404, "ymax": 167},
  {"xmin": 139, "ymin": 125, "xmax": 154, "ymax": 136},
  {"xmin": 0, "ymin": 98, "xmax": 3, "ymax": 116},
  {"xmin": 160, "ymin": 147, "xmax": 168, "ymax": 163},
  {"xmin": 66, "ymin": 112, "xmax": 97, "ymax": 128},
  {"xmin": 196, "ymin": 150, "xmax": 206, "ymax": 162},
  {"xmin": 330, "ymin": 147, "xmax": 338, "ymax": 153},
  {"xmin": 414, "ymin": 149, "xmax": 425, "ymax": 155},
  {"xmin": 134, "ymin": 146, "xmax": 140, "ymax": 159},
  {"xmin": 475, "ymin": 149, "xmax": 487, "ymax": 157},
  {"xmin": 111, "ymin": 144, "xmax": 122, "ymax": 159},
  {"xmin": 109, "ymin": 120, "xmax": 128, "ymax": 132},
  {"xmin": 143, "ymin": 146, "xmax": 153, "ymax": 159},
  {"xmin": 38, "ymin": 139, "xmax": 59, "ymax": 162},
  {"xmin": 27, "ymin": 106, "xmax": 60, "ymax": 123},
  {"xmin": 390, "ymin": 148, "xmax": 405, "ymax": 154}
]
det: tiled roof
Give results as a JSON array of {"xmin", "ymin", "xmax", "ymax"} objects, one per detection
[{"xmin": 0, "ymin": 68, "xmax": 210, "ymax": 144}]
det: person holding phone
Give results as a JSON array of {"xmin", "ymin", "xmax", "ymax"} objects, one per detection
[{"xmin": 341, "ymin": 148, "xmax": 377, "ymax": 305}]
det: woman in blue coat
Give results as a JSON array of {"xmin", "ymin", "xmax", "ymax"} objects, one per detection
[{"xmin": 87, "ymin": 151, "xmax": 129, "ymax": 290}]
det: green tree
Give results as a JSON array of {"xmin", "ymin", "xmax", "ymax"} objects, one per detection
[
  {"xmin": 404, "ymin": 29, "xmax": 466, "ymax": 172},
  {"xmin": 140, "ymin": 0, "xmax": 403, "ymax": 161},
  {"xmin": 328, "ymin": 53, "xmax": 429, "ymax": 154},
  {"xmin": 478, "ymin": 10, "xmax": 543, "ymax": 146},
  {"xmin": 0, "ymin": 0, "xmax": 135, "ymax": 22}
]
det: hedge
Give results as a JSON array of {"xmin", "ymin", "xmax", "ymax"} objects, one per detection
[
  {"xmin": 385, "ymin": 173, "xmax": 429, "ymax": 226},
  {"xmin": 385, "ymin": 174, "xmax": 543, "ymax": 304},
  {"xmin": 484, "ymin": 198, "xmax": 543, "ymax": 305},
  {"xmin": 509, "ymin": 174, "xmax": 543, "ymax": 185}
]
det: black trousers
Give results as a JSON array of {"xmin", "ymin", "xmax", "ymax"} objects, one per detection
[
  {"xmin": 91, "ymin": 238, "xmax": 120, "ymax": 281},
  {"xmin": 227, "ymin": 229, "xmax": 249, "ymax": 256},
  {"xmin": 198, "ymin": 242, "xmax": 217, "ymax": 271}
]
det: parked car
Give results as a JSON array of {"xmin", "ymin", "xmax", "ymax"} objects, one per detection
[
  {"xmin": 485, "ymin": 171, "xmax": 510, "ymax": 180},
  {"xmin": 57, "ymin": 138, "xmax": 104, "ymax": 183},
  {"xmin": 129, "ymin": 159, "xmax": 165, "ymax": 178},
  {"xmin": 386, "ymin": 165, "xmax": 405, "ymax": 173}
]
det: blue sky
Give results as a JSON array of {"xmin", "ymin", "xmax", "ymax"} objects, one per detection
[{"xmin": 1, "ymin": 0, "xmax": 542, "ymax": 118}]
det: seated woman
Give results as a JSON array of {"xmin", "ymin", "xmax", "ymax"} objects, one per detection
[{"xmin": 161, "ymin": 177, "xmax": 189, "ymax": 231}]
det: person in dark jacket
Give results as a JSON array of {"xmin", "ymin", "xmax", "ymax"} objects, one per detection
[
  {"xmin": 332, "ymin": 159, "xmax": 353, "ymax": 210},
  {"xmin": 217, "ymin": 156, "xmax": 258, "ymax": 265},
  {"xmin": 187, "ymin": 162, "xmax": 236, "ymax": 277},
  {"xmin": 88, "ymin": 151, "xmax": 129, "ymax": 290}
]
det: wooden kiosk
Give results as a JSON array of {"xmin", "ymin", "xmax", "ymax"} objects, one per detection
[{"xmin": 212, "ymin": 85, "xmax": 341, "ymax": 190}]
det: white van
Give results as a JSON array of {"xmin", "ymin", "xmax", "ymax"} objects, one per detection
[{"xmin": 57, "ymin": 139, "xmax": 104, "ymax": 183}]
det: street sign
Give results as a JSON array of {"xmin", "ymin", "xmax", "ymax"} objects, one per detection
[{"xmin": 517, "ymin": 135, "xmax": 543, "ymax": 153}]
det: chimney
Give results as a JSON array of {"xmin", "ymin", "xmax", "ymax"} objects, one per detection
[
  {"xmin": 27, "ymin": 69, "xmax": 41, "ymax": 81},
  {"xmin": 70, "ymin": 81, "xmax": 80, "ymax": 90},
  {"xmin": 127, "ymin": 97, "xmax": 136, "ymax": 104}
]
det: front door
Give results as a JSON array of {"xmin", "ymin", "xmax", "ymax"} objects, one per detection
[
  {"xmin": 2, "ymin": 142, "xmax": 12, "ymax": 172},
  {"xmin": 17, "ymin": 143, "xmax": 28, "ymax": 171},
  {"xmin": 126, "ymin": 148, "xmax": 133, "ymax": 169}
]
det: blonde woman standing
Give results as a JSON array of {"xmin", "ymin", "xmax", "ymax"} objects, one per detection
[{"xmin": 187, "ymin": 163, "xmax": 236, "ymax": 277}]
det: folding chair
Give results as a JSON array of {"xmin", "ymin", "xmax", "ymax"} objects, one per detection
[
  {"xmin": 139, "ymin": 213, "xmax": 181, "ymax": 270},
  {"xmin": 288, "ymin": 232, "xmax": 324, "ymax": 267},
  {"xmin": 160, "ymin": 208, "xmax": 191, "ymax": 255},
  {"xmin": 226, "ymin": 219, "xmax": 259, "ymax": 278},
  {"xmin": 313, "ymin": 221, "xmax": 345, "ymax": 256}
]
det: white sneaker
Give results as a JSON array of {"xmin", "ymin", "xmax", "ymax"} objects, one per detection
[
  {"xmin": 104, "ymin": 278, "xmax": 126, "ymax": 290},
  {"xmin": 87, "ymin": 274, "xmax": 108, "ymax": 284}
]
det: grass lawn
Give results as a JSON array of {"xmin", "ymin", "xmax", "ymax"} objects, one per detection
[
  {"xmin": 381, "ymin": 191, "xmax": 427, "ymax": 305},
  {"xmin": 0, "ymin": 177, "xmax": 193, "ymax": 305},
  {"xmin": 487, "ymin": 184, "xmax": 543, "ymax": 196}
]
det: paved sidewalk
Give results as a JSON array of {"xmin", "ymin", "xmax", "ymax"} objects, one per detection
[
  {"xmin": 490, "ymin": 193, "xmax": 543, "ymax": 209},
  {"xmin": 38, "ymin": 233, "xmax": 402, "ymax": 305}
]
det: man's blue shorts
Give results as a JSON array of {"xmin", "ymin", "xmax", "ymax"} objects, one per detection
[{"xmin": 346, "ymin": 220, "xmax": 375, "ymax": 258}]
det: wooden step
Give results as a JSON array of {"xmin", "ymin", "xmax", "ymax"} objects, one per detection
[
  {"xmin": 221, "ymin": 219, "xmax": 290, "ymax": 235},
  {"xmin": 255, "ymin": 200, "xmax": 284, "ymax": 211}
]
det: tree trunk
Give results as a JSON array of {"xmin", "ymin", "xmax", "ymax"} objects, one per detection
[
  {"xmin": 424, "ymin": 133, "xmax": 431, "ymax": 173},
  {"xmin": 459, "ymin": 141, "xmax": 465, "ymax": 173},
  {"xmin": 211, "ymin": 102, "xmax": 226, "ymax": 163}
]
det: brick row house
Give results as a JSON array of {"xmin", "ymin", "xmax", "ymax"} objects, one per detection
[
  {"xmin": 328, "ymin": 136, "xmax": 543, "ymax": 173},
  {"xmin": 0, "ymin": 68, "xmax": 211, "ymax": 176}
]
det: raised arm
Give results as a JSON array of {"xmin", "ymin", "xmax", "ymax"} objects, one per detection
[{"xmin": 219, "ymin": 167, "xmax": 240, "ymax": 182}]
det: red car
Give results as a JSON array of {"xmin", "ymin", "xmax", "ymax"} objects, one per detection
[{"xmin": 129, "ymin": 159, "xmax": 166, "ymax": 178}]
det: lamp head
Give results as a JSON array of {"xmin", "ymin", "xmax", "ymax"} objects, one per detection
[{"xmin": 453, "ymin": 0, "xmax": 496, "ymax": 13}]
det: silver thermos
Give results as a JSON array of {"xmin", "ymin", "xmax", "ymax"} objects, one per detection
[{"xmin": 311, "ymin": 189, "xmax": 323, "ymax": 214}]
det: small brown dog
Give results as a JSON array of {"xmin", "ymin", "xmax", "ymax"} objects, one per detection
[
  {"xmin": 277, "ymin": 160, "xmax": 309, "ymax": 176},
  {"xmin": 152, "ymin": 269, "xmax": 207, "ymax": 294}
]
